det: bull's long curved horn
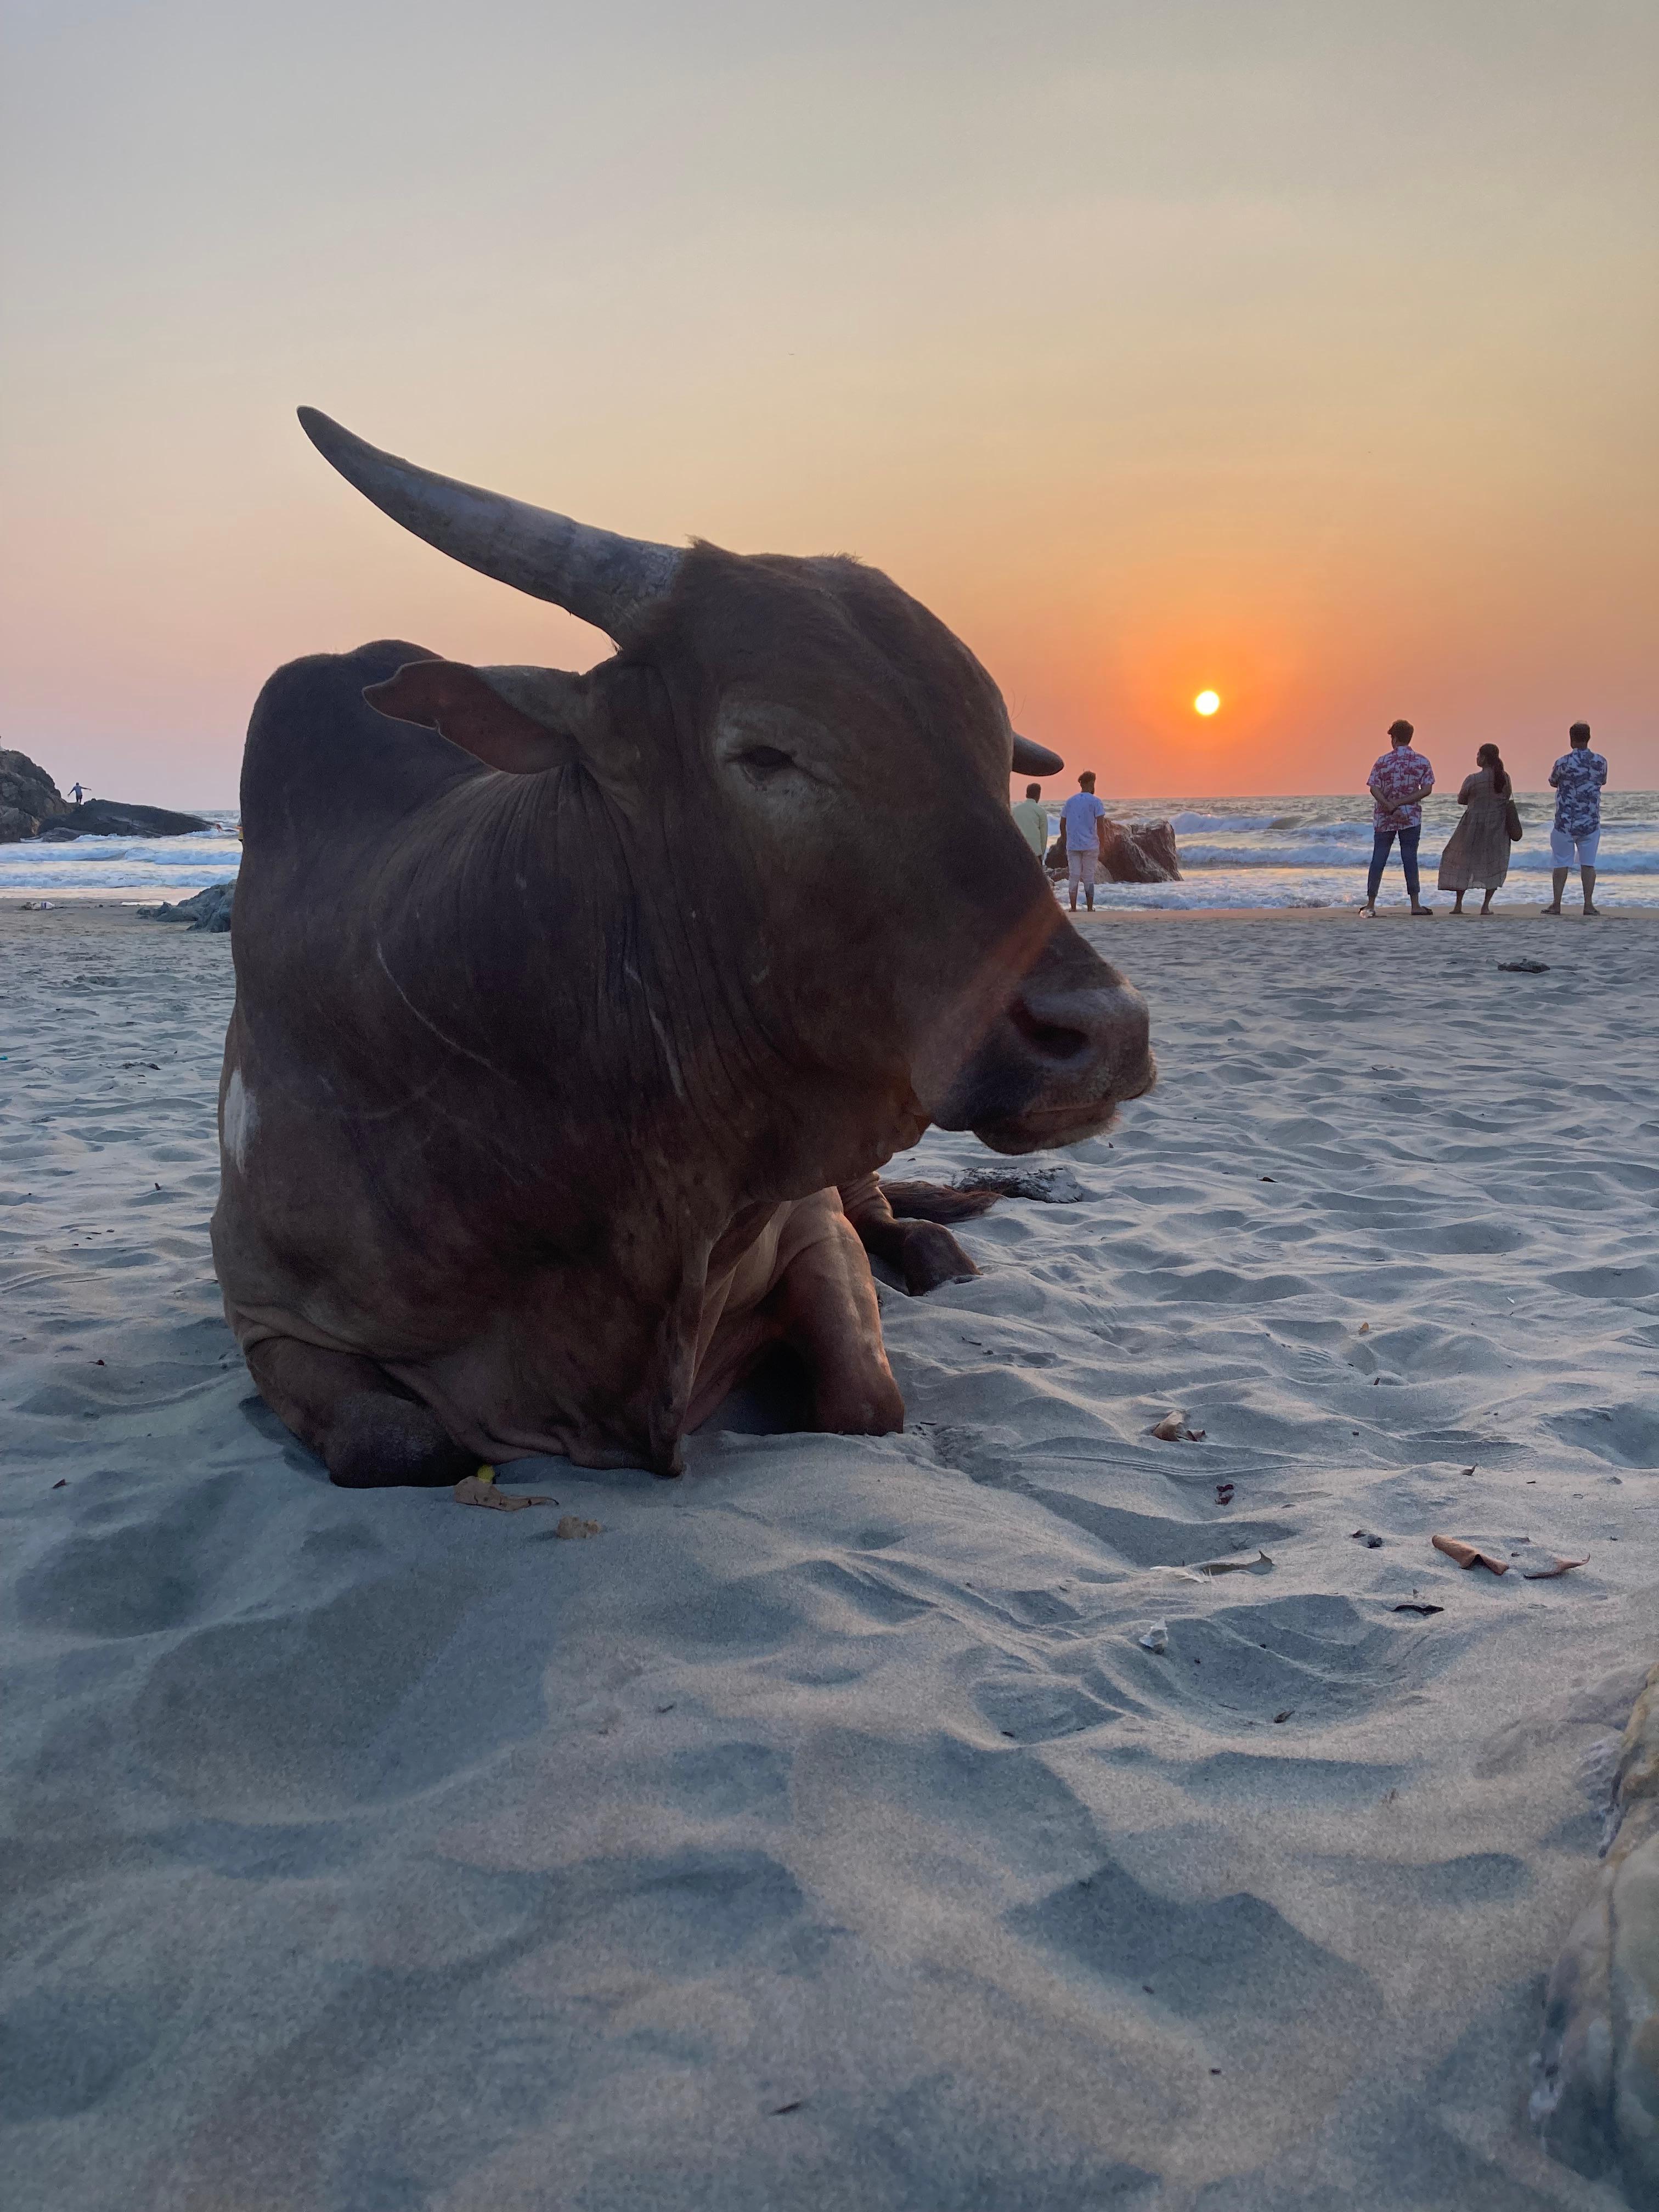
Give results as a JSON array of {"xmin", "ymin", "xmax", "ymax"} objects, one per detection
[
  {"xmin": 1011, "ymin": 733, "xmax": 1064, "ymax": 777},
  {"xmin": 297, "ymin": 408, "xmax": 682, "ymax": 642}
]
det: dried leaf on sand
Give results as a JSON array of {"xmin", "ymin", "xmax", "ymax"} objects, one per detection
[
  {"xmin": 555, "ymin": 1515, "xmax": 604, "ymax": 1541},
  {"xmin": 1150, "ymin": 1412, "xmax": 1186, "ymax": 1441},
  {"xmin": 453, "ymin": 1475, "xmax": 558, "ymax": 1511},
  {"xmin": 1518, "ymin": 1553, "xmax": 1588, "ymax": 1580},
  {"xmin": 1431, "ymin": 1534, "xmax": 1509, "ymax": 1575},
  {"xmin": 1152, "ymin": 1549, "xmax": 1272, "ymax": 1581}
]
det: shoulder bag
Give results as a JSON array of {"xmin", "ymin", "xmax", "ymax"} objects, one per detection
[{"xmin": 1505, "ymin": 797, "xmax": 1523, "ymax": 842}]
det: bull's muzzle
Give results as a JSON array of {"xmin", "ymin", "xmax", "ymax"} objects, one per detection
[{"xmin": 929, "ymin": 926, "xmax": 1156, "ymax": 1156}]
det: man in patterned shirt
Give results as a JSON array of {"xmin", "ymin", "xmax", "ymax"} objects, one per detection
[
  {"xmin": 1542, "ymin": 721, "xmax": 1609, "ymax": 918},
  {"xmin": 1359, "ymin": 719, "xmax": 1436, "ymax": 917}
]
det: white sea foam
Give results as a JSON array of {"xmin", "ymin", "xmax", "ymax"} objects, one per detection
[
  {"xmin": 1165, "ymin": 810, "xmax": 1283, "ymax": 834},
  {"xmin": 8, "ymin": 796, "xmax": 1657, "ymax": 911},
  {"xmin": 1178, "ymin": 840, "xmax": 1659, "ymax": 874},
  {"xmin": 0, "ymin": 818, "xmax": 241, "ymax": 900},
  {"xmin": 1043, "ymin": 791, "xmax": 1659, "ymax": 909}
]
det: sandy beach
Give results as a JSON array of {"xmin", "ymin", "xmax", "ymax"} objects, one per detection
[{"xmin": 4, "ymin": 901, "xmax": 1656, "ymax": 2211}]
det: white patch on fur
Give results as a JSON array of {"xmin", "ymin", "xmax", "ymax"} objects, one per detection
[{"xmin": 222, "ymin": 1068, "xmax": 258, "ymax": 1172}]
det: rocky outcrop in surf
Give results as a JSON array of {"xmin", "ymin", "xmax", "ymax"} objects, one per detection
[
  {"xmin": 1045, "ymin": 817, "xmax": 1183, "ymax": 884},
  {"xmin": 1101, "ymin": 818, "xmax": 1182, "ymax": 883},
  {"xmin": 0, "ymin": 747, "xmax": 210, "ymax": 842},
  {"xmin": 0, "ymin": 748, "xmax": 70, "ymax": 842},
  {"xmin": 60, "ymin": 798, "xmax": 212, "ymax": 837}
]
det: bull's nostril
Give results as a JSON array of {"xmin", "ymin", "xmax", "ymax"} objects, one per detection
[{"xmin": 1009, "ymin": 1002, "xmax": 1088, "ymax": 1063}]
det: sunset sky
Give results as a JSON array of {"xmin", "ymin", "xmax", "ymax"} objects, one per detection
[{"xmin": 2, "ymin": 0, "xmax": 1654, "ymax": 806}]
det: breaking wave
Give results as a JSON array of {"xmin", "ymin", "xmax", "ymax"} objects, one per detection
[
  {"xmin": 1045, "ymin": 791, "xmax": 1659, "ymax": 911},
  {"xmin": 7, "ymin": 795, "xmax": 1658, "ymax": 913},
  {"xmin": 1180, "ymin": 840, "xmax": 1659, "ymax": 874},
  {"xmin": 0, "ymin": 820, "xmax": 241, "ymax": 901}
]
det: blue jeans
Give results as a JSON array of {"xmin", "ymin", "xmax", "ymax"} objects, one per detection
[{"xmin": 1367, "ymin": 826, "xmax": 1421, "ymax": 904}]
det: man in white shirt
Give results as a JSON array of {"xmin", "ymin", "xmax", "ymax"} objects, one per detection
[
  {"xmin": 1059, "ymin": 772, "xmax": 1107, "ymax": 912},
  {"xmin": 1011, "ymin": 782, "xmax": 1048, "ymax": 861}
]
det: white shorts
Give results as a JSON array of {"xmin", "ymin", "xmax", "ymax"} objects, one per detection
[
  {"xmin": 1549, "ymin": 828, "xmax": 1600, "ymax": 866},
  {"xmin": 1067, "ymin": 849, "xmax": 1098, "ymax": 888}
]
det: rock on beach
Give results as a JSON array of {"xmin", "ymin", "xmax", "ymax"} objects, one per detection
[
  {"xmin": 0, "ymin": 745, "xmax": 209, "ymax": 842},
  {"xmin": 0, "ymin": 747, "xmax": 70, "ymax": 841},
  {"xmin": 1100, "ymin": 818, "xmax": 1182, "ymax": 883},
  {"xmin": 1045, "ymin": 816, "xmax": 1183, "ymax": 884},
  {"xmin": 145, "ymin": 882, "xmax": 235, "ymax": 932}
]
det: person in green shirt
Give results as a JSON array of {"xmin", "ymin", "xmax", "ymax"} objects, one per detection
[{"xmin": 1011, "ymin": 782, "xmax": 1048, "ymax": 861}]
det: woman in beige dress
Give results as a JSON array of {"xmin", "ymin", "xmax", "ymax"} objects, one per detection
[{"xmin": 1437, "ymin": 743, "xmax": 1514, "ymax": 914}]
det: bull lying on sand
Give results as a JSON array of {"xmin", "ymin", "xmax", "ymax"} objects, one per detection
[{"xmin": 211, "ymin": 411, "xmax": 1154, "ymax": 1486}]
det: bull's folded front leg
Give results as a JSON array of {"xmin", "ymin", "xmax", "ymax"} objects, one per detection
[
  {"xmin": 774, "ymin": 1195, "xmax": 906, "ymax": 1435},
  {"xmin": 245, "ymin": 1336, "xmax": 478, "ymax": 1489},
  {"xmin": 836, "ymin": 1169, "xmax": 981, "ymax": 1296}
]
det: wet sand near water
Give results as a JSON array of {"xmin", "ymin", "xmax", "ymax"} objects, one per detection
[{"xmin": 3, "ymin": 903, "xmax": 1657, "ymax": 2210}]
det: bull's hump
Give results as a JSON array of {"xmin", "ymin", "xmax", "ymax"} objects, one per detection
[{"xmin": 242, "ymin": 639, "xmax": 484, "ymax": 845}]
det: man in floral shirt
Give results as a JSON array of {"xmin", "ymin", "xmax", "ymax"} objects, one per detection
[
  {"xmin": 1542, "ymin": 721, "xmax": 1609, "ymax": 917},
  {"xmin": 1359, "ymin": 719, "xmax": 1436, "ymax": 917}
]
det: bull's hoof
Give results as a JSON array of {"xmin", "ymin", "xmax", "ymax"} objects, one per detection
[
  {"xmin": 898, "ymin": 1221, "xmax": 980, "ymax": 1296},
  {"xmin": 324, "ymin": 1391, "xmax": 477, "ymax": 1489},
  {"xmin": 1534, "ymin": 1661, "xmax": 1659, "ymax": 2202},
  {"xmin": 817, "ymin": 1382, "xmax": 906, "ymax": 1437}
]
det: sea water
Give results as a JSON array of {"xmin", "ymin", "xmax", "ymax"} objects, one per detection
[
  {"xmin": 0, "ymin": 814, "xmax": 242, "ymax": 904},
  {"xmin": 1046, "ymin": 790, "xmax": 1659, "ymax": 911},
  {"xmin": 3, "ymin": 795, "xmax": 1656, "ymax": 912}
]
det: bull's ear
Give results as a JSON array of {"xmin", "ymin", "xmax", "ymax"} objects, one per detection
[{"xmin": 363, "ymin": 659, "xmax": 584, "ymax": 774}]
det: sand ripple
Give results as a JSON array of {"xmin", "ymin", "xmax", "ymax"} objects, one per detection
[{"xmin": 3, "ymin": 906, "xmax": 1656, "ymax": 2208}]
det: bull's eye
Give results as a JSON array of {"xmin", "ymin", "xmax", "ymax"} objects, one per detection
[{"xmin": 735, "ymin": 745, "xmax": 793, "ymax": 778}]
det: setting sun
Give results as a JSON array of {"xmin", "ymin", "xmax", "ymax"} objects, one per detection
[{"xmin": 1193, "ymin": 690, "xmax": 1221, "ymax": 716}]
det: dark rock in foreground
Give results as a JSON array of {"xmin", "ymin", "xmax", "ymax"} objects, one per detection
[{"xmin": 145, "ymin": 882, "xmax": 235, "ymax": 933}]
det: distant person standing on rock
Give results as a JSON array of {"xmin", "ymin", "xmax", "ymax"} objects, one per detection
[
  {"xmin": 1060, "ymin": 772, "xmax": 1108, "ymax": 913},
  {"xmin": 1542, "ymin": 723, "xmax": 1608, "ymax": 918},
  {"xmin": 1011, "ymin": 782, "xmax": 1048, "ymax": 861},
  {"xmin": 1359, "ymin": 720, "xmax": 1435, "ymax": 918},
  {"xmin": 69, "ymin": 782, "xmax": 84, "ymax": 806}
]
